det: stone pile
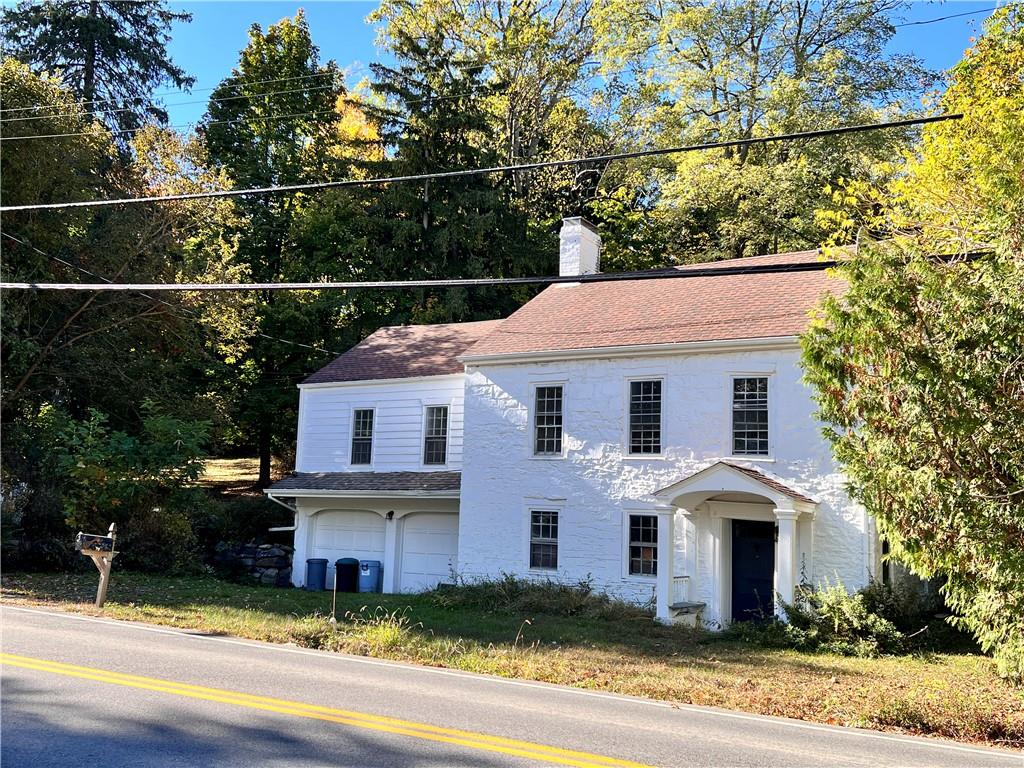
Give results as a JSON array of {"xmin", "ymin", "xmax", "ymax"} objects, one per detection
[{"xmin": 213, "ymin": 541, "xmax": 293, "ymax": 586}]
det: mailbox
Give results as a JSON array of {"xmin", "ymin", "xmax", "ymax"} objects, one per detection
[{"xmin": 76, "ymin": 532, "xmax": 114, "ymax": 553}]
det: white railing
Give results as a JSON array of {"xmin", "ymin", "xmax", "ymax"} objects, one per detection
[{"xmin": 671, "ymin": 575, "xmax": 690, "ymax": 606}]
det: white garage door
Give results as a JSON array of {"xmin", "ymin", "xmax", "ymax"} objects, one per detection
[
  {"xmin": 399, "ymin": 513, "xmax": 459, "ymax": 593},
  {"xmin": 312, "ymin": 510, "xmax": 385, "ymax": 587}
]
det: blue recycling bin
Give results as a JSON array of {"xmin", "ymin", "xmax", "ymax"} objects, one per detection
[
  {"xmin": 305, "ymin": 558, "xmax": 328, "ymax": 591},
  {"xmin": 358, "ymin": 560, "xmax": 382, "ymax": 593}
]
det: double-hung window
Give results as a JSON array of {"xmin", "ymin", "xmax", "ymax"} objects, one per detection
[
  {"xmin": 423, "ymin": 405, "xmax": 449, "ymax": 465},
  {"xmin": 628, "ymin": 514, "xmax": 658, "ymax": 576},
  {"xmin": 351, "ymin": 408, "xmax": 374, "ymax": 465},
  {"xmin": 628, "ymin": 380, "xmax": 662, "ymax": 454},
  {"xmin": 533, "ymin": 385, "xmax": 563, "ymax": 456},
  {"xmin": 732, "ymin": 377, "xmax": 769, "ymax": 456},
  {"xmin": 529, "ymin": 510, "xmax": 558, "ymax": 569}
]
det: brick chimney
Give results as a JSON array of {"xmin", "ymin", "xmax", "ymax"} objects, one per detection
[{"xmin": 559, "ymin": 217, "xmax": 601, "ymax": 277}]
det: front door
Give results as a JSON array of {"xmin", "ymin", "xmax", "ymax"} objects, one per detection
[{"xmin": 731, "ymin": 519, "xmax": 775, "ymax": 621}]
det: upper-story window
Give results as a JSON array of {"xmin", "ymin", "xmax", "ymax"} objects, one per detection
[
  {"xmin": 732, "ymin": 377, "xmax": 769, "ymax": 456},
  {"xmin": 423, "ymin": 405, "xmax": 449, "ymax": 465},
  {"xmin": 628, "ymin": 380, "xmax": 662, "ymax": 454},
  {"xmin": 351, "ymin": 408, "xmax": 374, "ymax": 465},
  {"xmin": 533, "ymin": 385, "xmax": 563, "ymax": 455}
]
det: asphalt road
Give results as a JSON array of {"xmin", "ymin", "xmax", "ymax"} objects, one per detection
[{"xmin": 1, "ymin": 605, "xmax": 1019, "ymax": 768}]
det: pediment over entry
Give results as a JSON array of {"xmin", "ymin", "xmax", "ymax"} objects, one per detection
[{"xmin": 654, "ymin": 461, "xmax": 817, "ymax": 514}]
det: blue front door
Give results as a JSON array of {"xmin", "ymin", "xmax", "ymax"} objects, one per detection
[{"xmin": 731, "ymin": 519, "xmax": 775, "ymax": 621}]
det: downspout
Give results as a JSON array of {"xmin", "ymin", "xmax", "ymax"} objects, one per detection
[{"xmin": 264, "ymin": 491, "xmax": 298, "ymax": 531}]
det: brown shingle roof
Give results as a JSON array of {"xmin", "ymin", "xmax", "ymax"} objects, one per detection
[
  {"xmin": 719, "ymin": 461, "xmax": 817, "ymax": 504},
  {"xmin": 268, "ymin": 471, "xmax": 461, "ymax": 493},
  {"xmin": 304, "ymin": 320, "xmax": 504, "ymax": 384},
  {"xmin": 465, "ymin": 251, "xmax": 842, "ymax": 358}
]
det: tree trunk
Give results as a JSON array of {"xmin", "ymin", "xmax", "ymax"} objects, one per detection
[
  {"xmin": 84, "ymin": 0, "xmax": 99, "ymax": 103},
  {"xmin": 258, "ymin": 417, "xmax": 272, "ymax": 489}
]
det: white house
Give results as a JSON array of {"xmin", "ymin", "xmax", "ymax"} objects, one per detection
[{"xmin": 267, "ymin": 218, "xmax": 880, "ymax": 625}]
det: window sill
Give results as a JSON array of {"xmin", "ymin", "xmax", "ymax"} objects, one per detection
[
  {"xmin": 727, "ymin": 455, "xmax": 776, "ymax": 463},
  {"xmin": 622, "ymin": 573, "xmax": 657, "ymax": 583},
  {"xmin": 622, "ymin": 454, "xmax": 666, "ymax": 461},
  {"xmin": 529, "ymin": 455, "xmax": 567, "ymax": 461}
]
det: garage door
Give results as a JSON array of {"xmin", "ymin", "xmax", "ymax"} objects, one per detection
[
  {"xmin": 312, "ymin": 510, "xmax": 385, "ymax": 587},
  {"xmin": 399, "ymin": 513, "xmax": 459, "ymax": 593}
]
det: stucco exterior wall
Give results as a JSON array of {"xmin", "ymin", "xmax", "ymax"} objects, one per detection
[{"xmin": 458, "ymin": 347, "xmax": 870, "ymax": 611}]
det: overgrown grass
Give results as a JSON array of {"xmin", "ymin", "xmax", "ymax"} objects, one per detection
[{"xmin": 3, "ymin": 571, "xmax": 1022, "ymax": 748}]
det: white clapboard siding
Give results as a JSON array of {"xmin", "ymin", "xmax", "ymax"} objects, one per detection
[{"xmin": 296, "ymin": 374, "xmax": 467, "ymax": 472}]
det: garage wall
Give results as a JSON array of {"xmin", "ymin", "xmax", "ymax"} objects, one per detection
[{"xmin": 292, "ymin": 497, "xmax": 459, "ymax": 591}]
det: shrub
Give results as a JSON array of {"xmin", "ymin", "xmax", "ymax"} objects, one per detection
[
  {"xmin": 427, "ymin": 573, "xmax": 651, "ymax": 621},
  {"xmin": 723, "ymin": 579, "xmax": 904, "ymax": 657}
]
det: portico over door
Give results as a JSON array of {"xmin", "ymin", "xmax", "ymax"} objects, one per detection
[{"xmin": 654, "ymin": 461, "xmax": 817, "ymax": 625}]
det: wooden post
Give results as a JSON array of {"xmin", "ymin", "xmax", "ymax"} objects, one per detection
[{"xmin": 79, "ymin": 523, "xmax": 118, "ymax": 608}]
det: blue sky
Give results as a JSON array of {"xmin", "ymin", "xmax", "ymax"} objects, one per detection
[{"xmin": 160, "ymin": 1, "xmax": 999, "ymax": 128}]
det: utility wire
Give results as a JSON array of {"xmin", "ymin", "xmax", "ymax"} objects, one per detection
[
  {"xmin": 1, "ymin": 106, "xmax": 348, "ymax": 142},
  {"xmin": 0, "ymin": 231, "xmax": 341, "ymax": 355},
  {"xmin": 0, "ymin": 260, "xmax": 841, "ymax": 291},
  {"xmin": 0, "ymin": 81, "xmax": 344, "ymax": 124},
  {"xmin": 0, "ymin": 113, "xmax": 961, "ymax": 213},
  {"xmin": 0, "ymin": 71, "xmax": 341, "ymax": 114}
]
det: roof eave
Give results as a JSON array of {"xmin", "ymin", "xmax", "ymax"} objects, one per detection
[
  {"xmin": 460, "ymin": 335, "xmax": 801, "ymax": 367},
  {"xmin": 264, "ymin": 488, "xmax": 460, "ymax": 499},
  {"xmin": 298, "ymin": 372, "xmax": 466, "ymax": 390}
]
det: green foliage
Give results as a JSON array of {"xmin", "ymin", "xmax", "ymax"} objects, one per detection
[
  {"xmin": 53, "ymin": 403, "xmax": 210, "ymax": 571},
  {"xmin": 592, "ymin": 0, "xmax": 930, "ymax": 261},
  {"xmin": 801, "ymin": 7, "xmax": 1024, "ymax": 681},
  {"xmin": 2, "ymin": 0, "xmax": 194, "ymax": 135},
  {"xmin": 428, "ymin": 573, "xmax": 651, "ymax": 621},
  {"xmin": 723, "ymin": 580, "xmax": 904, "ymax": 657}
]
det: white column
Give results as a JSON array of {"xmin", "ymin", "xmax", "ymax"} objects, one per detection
[
  {"xmin": 774, "ymin": 506, "xmax": 799, "ymax": 618},
  {"xmin": 655, "ymin": 504, "xmax": 675, "ymax": 624},
  {"xmin": 382, "ymin": 514, "xmax": 401, "ymax": 593},
  {"xmin": 292, "ymin": 508, "xmax": 312, "ymax": 588}
]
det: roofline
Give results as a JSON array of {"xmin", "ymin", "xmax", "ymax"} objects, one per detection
[
  {"xmin": 460, "ymin": 336, "xmax": 801, "ymax": 366},
  {"xmin": 265, "ymin": 488, "xmax": 461, "ymax": 499},
  {"xmin": 298, "ymin": 373, "xmax": 465, "ymax": 390}
]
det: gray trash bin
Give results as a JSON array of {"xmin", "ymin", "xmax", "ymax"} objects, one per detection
[
  {"xmin": 305, "ymin": 558, "xmax": 328, "ymax": 591},
  {"xmin": 358, "ymin": 560, "xmax": 382, "ymax": 593}
]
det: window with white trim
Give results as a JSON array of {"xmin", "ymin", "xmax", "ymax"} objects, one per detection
[
  {"xmin": 423, "ymin": 405, "xmax": 449, "ymax": 465},
  {"xmin": 732, "ymin": 377, "xmax": 769, "ymax": 456},
  {"xmin": 529, "ymin": 510, "xmax": 558, "ymax": 569},
  {"xmin": 628, "ymin": 514, "xmax": 658, "ymax": 576},
  {"xmin": 351, "ymin": 408, "xmax": 374, "ymax": 465},
  {"xmin": 628, "ymin": 380, "xmax": 662, "ymax": 454},
  {"xmin": 533, "ymin": 385, "xmax": 563, "ymax": 455}
]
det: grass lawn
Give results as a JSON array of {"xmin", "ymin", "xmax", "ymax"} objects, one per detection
[{"xmin": 3, "ymin": 570, "xmax": 1022, "ymax": 749}]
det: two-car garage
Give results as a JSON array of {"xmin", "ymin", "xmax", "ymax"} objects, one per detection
[{"xmin": 308, "ymin": 509, "xmax": 458, "ymax": 593}]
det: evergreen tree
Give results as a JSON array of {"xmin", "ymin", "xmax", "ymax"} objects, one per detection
[
  {"xmin": 2, "ymin": 0, "xmax": 194, "ymax": 135},
  {"xmin": 362, "ymin": 29, "xmax": 540, "ymax": 324},
  {"xmin": 203, "ymin": 12, "xmax": 350, "ymax": 487}
]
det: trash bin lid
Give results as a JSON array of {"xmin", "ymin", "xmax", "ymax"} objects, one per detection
[
  {"xmin": 336, "ymin": 557, "xmax": 359, "ymax": 566},
  {"xmin": 359, "ymin": 559, "xmax": 381, "ymax": 567},
  {"xmin": 306, "ymin": 558, "xmax": 328, "ymax": 563}
]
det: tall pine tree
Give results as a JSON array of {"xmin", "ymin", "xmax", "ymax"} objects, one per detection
[
  {"xmin": 361, "ymin": 30, "xmax": 541, "ymax": 324},
  {"xmin": 3, "ymin": 0, "xmax": 194, "ymax": 135}
]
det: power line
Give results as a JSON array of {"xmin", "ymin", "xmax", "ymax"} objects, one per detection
[
  {"xmin": 0, "ymin": 113, "xmax": 961, "ymax": 213},
  {"xmin": 0, "ymin": 71, "xmax": 341, "ymax": 115},
  {"xmin": 894, "ymin": 5, "xmax": 1006, "ymax": 27},
  {"xmin": 0, "ymin": 231, "xmax": 341, "ymax": 355},
  {"xmin": 0, "ymin": 81, "xmax": 344, "ymax": 124},
  {"xmin": 0, "ymin": 260, "xmax": 841, "ymax": 292},
  {"xmin": 1, "ymin": 106, "xmax": 347, "ymax": 142}
]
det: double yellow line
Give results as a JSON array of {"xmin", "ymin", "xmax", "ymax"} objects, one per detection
[{"xmin": 1, "ymin": 653, "xmax": 654, "ymax": 768}]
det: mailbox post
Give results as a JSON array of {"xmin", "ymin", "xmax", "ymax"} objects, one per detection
[{"xmin": 75, "ymin": 523, "xmax": 118, "ymax": 608}]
